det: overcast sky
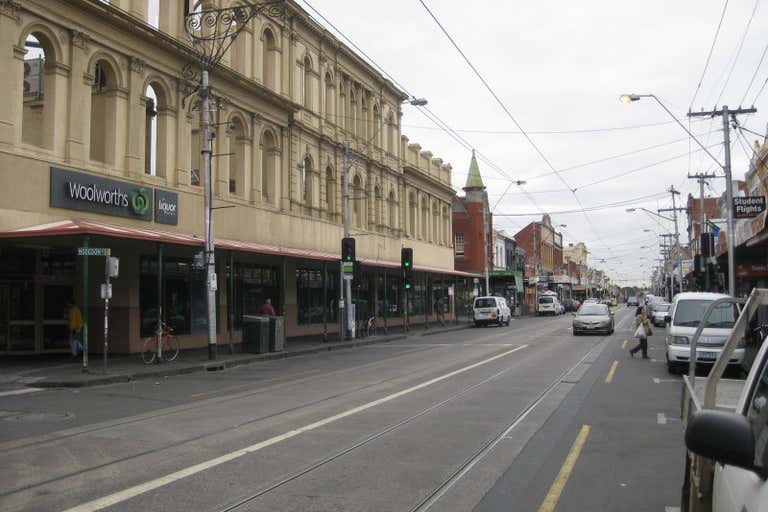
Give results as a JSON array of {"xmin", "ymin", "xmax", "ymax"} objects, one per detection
[{"xmin": 302, "ymin": 0, "xmax": 768, "ymax": 287}]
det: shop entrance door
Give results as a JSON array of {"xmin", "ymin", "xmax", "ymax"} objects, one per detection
[{"xmin": 1, "ymin": 282, "xmax": 36, "ymax": 352}]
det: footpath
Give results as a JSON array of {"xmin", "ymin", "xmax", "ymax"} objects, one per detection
[{"xmin": 1, "ymin": 322, "xmax": 469, "ymax": 390}]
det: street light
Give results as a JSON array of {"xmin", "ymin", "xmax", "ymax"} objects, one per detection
[
  {"xmin": 626, "ymin": 207, "xmax": 675, "ymax": 222},
  {"xmin": 620, "ymin": 92, "xmax": 737, "ymax": 297},
  {"xmin": 403, "ymin": 97, "xmax": 428, "ymax": 107}
]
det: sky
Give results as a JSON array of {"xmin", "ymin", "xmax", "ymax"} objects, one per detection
[{"xmin": 301, "ymin": 0, "xmax": 768, "ymax": 287}]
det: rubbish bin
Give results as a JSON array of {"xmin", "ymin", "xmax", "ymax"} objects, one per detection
[
  {"xmin": 269, "ymin": 316, "xmax": 285, "ymax": 352},
  {"xmin": 242, "ymin": 315, "xmax": 269, "ymax": 354}
]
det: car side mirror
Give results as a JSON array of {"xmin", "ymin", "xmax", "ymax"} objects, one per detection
[{"xmin": 685, "ymin": 411, "xmax": 757, "ymax": 474}]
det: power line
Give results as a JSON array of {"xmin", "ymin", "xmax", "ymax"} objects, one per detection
[
  {"xmin": 494, "ymin": 191, "xmax": 668, "ymax": 217},
  {"xmin": 689, "ymin": 0, "xmax": 730, "ymax": 110},
  {"xmin": 401, "ymin": 119, "xmax": 684, "ymax": 135},
  {"xmin": 417, "ymin": 0, "xmax": 612, "ymax": 253},
  {"xmin": 712, "ymin": 0, "xmax": 760, "ymax": 107},
  {"xmin": 740, "ymin": 41, "xmax": 768, "ymax": 105}
]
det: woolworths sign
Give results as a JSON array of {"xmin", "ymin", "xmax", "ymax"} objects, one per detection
[{"xmin": 50, "ymin": 168, "xmax": 177, "ymax": 224}]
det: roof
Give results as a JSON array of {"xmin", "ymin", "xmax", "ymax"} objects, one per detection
[
  {"xmin": 672, "ymin": 292, "xmax": 732, "ymax": 302},
  {"xmin": 463, "ymin": 150, "xmax": 485, "ymax": 190},
  {"xmin": 0, "ymin": 218, "xmax": 475, "ymax": 277}
]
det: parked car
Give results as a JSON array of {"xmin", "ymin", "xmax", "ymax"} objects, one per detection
[
  {"xmin": 561, "ymin": 298, "xmax": 580, "ymax": 312},
  {"xmin": 473, "ymin": 296, "xmax": 511, "ymax": 327},
  {"xmin": 572, "ymin": 303, "xmax": 614, "ymax": 335},
  {"xmin": 650, "ymin": 302, "xmax": 671, "ymax": 326},
  {"xmin": 537, "ymin": 294, "xmax": 560, "ymax": 316},
  {"xmin": 665, "ymin": 292, "xmax": 744, "ymax": 374}
]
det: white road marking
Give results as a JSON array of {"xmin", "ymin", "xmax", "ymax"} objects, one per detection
[
  {"xmin": 657, "ymin": 413, "xmax": 667, "ymax": 425},
  {"xmin": 653, "ymin": 378, "xmax": 679, "ymax": 384},
  {"xmin": 0, "ymin": 388, "xmax": 43, "ymax": 398},
  {"xmin": 62, "ymin": 344, "xmax": 528, "ymax": 512}
]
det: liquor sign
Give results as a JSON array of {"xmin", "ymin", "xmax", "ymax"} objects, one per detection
[{"xmin": 733, "ymin": 196, "xmax": 766, "ymax": 219}]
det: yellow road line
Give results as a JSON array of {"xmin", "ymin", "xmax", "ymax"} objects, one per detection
[
  {"xmin": 538, "ymin": 424, "xmax": 591, "ymax": 512},
  {"xmin": 605, "ymin": 360, "xmax": 619, "ymax": 383},
  {"xmin": 621, "ymin": 340, "xmax": 628, "ymax": 349}
]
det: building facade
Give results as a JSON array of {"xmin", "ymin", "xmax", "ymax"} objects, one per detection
[
  {"xmin": 0, "ymin": 0, "xmax": 463, "ymax": 355},
  {"xmin": 452, "ymin": 151, "xmax": 492, "ymax": 281}
]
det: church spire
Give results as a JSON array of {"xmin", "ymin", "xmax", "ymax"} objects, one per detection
[{"xmin": 463, "ymin": 149, "xmax": 485, "ymax": 190}]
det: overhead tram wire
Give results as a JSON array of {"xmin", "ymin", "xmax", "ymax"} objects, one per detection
[
  {"xmin": 298, "ymin": 0, "xmax": 548, "ymax": 218},
  {"xmin": 739, "ymin": 42, "xmax": 768, "ymax": 106},
  {"xmin": 493, "ymin": 191, "xmax": 669, "ymax": 217},
  {"xmin": 711, "ymin": 0, "xmax": 760, "ymax": 108},
  {"xmin": 400, "ymin": 119, "xmax": 682, "ymax": 135},
  {"xmin": 417, "ymin": 0, "xmax": 614, "ymax": 253},
  {"xmin": 689, "ymin": 0, "xmax": 731, "ymax": 111}
]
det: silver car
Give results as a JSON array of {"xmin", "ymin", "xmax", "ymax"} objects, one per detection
[
  {"xmin": 650, "ymin": 302, "xmax": 671, "ymax": 327},
  {"xmin": 572, "ymin": 303, "xmax": 614, "ymax": 335}
]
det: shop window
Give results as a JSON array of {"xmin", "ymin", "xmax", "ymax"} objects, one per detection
[
  {"xmin": 409, "ymin": 279, "xmax": 425, "ymax": 316},
  {"xmin": 297, "ymin": 268, "xmax": 338, "ymax": 325},
  {"xmin": 262, "ymin": 28, "xmax": 278, "ymax": 89},
  {"xmin": 231, "ymin": 264, "xmax": 280, "ymax": 329},
  {"xmin": 378, "ymin": 273, "xmax": 401, "ymax": 317},
  {"xmin": 140, "ymin": 256, "xmax": 194, "ymax": 337},
  {"xmin": 21, "ymin": 33, "xmax": 55, "ymax": 149},
  {"xmin": 260, "ymin": 129, "xmax": 277, "ymax": 203},
  {"xmin": 90, "ymin": 59, "xmax": 119, "ymax": 165}
]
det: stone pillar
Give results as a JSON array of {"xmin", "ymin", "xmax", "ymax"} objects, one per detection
[
  {"xmin": 251, "ymin": 116, "xmax": 262, "ymax": 202},
  {"xmin": 280, "ymin": 127, "xmax": 290, "ymax": 210},
  {"xmin": 282, "ymin": 29, "xmax": 293, "ymax": 99},
  {"xmin": 159, "ymin": 0, "xmax": 182, "ymax": 39},
  {"xmin": 65, "ymin": 31, "xmax": 92, "ymax": 164},
  {"xmin": 45, "ymin": 60, "xmax": 71, "ymax": 156},
  {"xmin": 124, "ymin": 56, "xmax": 146, "ymax": 176},
  {"xmin": 156, "ymin": 106, "xmax": 177, "ymax": 180},
  {"xmin": 130, "ymin": 0, "xmax": 148, "ymax": 22}
]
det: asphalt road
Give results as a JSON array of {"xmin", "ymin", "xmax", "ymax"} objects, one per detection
[{"xmin": 0, "ymin": 308, "xmax": 686, "ymax": 512}]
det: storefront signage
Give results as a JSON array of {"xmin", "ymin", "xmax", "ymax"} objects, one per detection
[
  {"xmin": 154, "ymin": 189, "xmax": 178, "ymax": 225},
  {"xmin": 77, "ymin": 247, "xmax": 110, "ymax": 256},
  {"xmin": 733, "ymin": 196, "xmax": 766, "ymax": 219},
  {"xmin": 736, "ymin": 263, "xmax": 768, "ymax": 278},
  {"xmin": 50, "ymin": 168, "xmax": 178, "ymax": 225}
]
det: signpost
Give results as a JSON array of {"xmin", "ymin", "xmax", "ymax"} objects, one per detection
[
  {"xmin": 733, "ymin": 196, "xmax": 766, "ymax": 219},
  {"xmin": 77, "ymin": 247, "xmax": 118, "ymax": 373}
]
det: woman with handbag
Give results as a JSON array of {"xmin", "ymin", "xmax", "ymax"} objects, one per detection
[{"xmin": 630, "ymin": 306, "xmax": 653, "ymax": 359}]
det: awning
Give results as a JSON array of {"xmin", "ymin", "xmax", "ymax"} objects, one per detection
[{"xmin": 0, "ymin": 218, "xmax": 473, "ymax": 277}]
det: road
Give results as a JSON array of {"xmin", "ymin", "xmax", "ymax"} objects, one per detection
[{"xmin": 0, "ymin": 307, "xmax": 685, "ymax": 512}]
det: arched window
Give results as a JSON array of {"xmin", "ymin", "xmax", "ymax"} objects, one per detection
[
  {"xmin": 324, "ymin": 73, "xmax": 334, "ymax": 122},
  {"xmin": 432, "ymin": 201, "xmax": 439, "ymax": 243},
  {"xmin": 442, "ymin": 205, "xmax": 450, "ymax": 245},
  {"xmin": 21, "ymin": 32, "xmax": 56, "ymax": 149},
  {"xmin": 143, "ymin": 81, "xmax": 169, "ymax": 177},
  {"xmin": 388, "ymin": 190, "xmax": 396, "ymax": 230},
  {"xmin": 325, "ymin": 166, "xmax": 335, "ymax": 213},
  {"xmin": 421, "ymin": 197, "xmax": 428, "ymax": 240},
  {"xmin": 262, "ymin": 28, "xmax": 278, "ymax": 89},
  {"xmin": 261, "ymin": 130, "xmax": 277, "ymax": 203},
  {"xmin": 303, "ymin": 55, "xmax": 312, "ymax": 110},
  {"xmin": 188, "ymin": 104, "xmax": 201, "ymax": 186},
  {"xmin": 359, "ymin": 96, "xmax": 367, "ymax": 140},
  {"xmin": 301, "ymin": 156, "xmax": 312, "ymax": 205},
  {"xmin": 386, "ymin": 113, "xmax": 395, "ymax": 154},
  {"xmin": 348, "ymin": 91, "xmax": 357, "ymax": 136},
  {"xmin": 374, "ymin": 186, "xmax": 382, "ymax": 232},
  {"xmin": 352, "ymin": 175, "xmax": 364, "ymax": 229},
  {"xmin": 228, "ymin": 117, "xmax": 247, "ymax": 197},
  {"xmin": 373, "ymin": 105, "xmax": 381, "ymax": 148},
  {"xmin": 90, "ymin": 59, "xmax": 119, "ymax": 164},
  {"xmin": 408, "ymin": 192, "xmax": 416, "ymax": 237}
]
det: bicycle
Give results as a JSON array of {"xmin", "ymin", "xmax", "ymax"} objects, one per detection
[{"xmin": 141, "ymin": 322, "xmax": 180, "ymax": 364}]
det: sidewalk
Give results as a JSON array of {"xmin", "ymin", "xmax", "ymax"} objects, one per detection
[{"xmin": 3, "ymin": 322, "xmax": 470, "ymax": 389}]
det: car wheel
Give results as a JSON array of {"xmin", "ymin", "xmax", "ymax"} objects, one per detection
[{"xmin": 474, "ymin": 321, "xmax": 480, "ymax": 328}]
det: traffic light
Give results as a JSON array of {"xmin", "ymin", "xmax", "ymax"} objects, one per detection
[
  {"xmin": 694, "ymin": 254, "xmax": 702, "ymax": 274},
  {"xmin": 700, "ymin": 232, "xmax": 714, "ymax": 258},
  {"xmin": 401, "ymin": 247, "xmax": 414, "ymax": 290},
  {"xmin": 342, "ymin": 237, "xmax": 356, "ymax": 262}
]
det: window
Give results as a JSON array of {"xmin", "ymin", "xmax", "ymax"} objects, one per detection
[
  {"xmin": 22, "ymin": 33, "xmax": 55, "ymax": 149},
  {"xmin": 673, "ymin": 300, "xmax": 738, "ymax": 328},
  {"xmin": 378, "ymin": 273, "xmax": 401, "ymax": 317},
  {"xmin": 261, "ymin": 130, "xmax": 277, "ymax": 203},
  {"xmin": 296, "ymin": 268, "xmax": 338, "ymax": 324},
  {"xmin": 90, "ymin": 60, "xmax": 118, "ymax": 164},
  {"xmin": 348, "ymin": 91, "xmax": 357, "ymax": 136},
  {"xmin": 324, "ymin": 73, "xmax": 334, "ymax": 122},
  {"xmin": 432, "ymin": 202, "xmax": 439, "ymax": 242},
  {"xmin": 373, "ymin": 105, "xmax": 381, "ymax": 147},
  {"xmin": 140, "ymin": 257, "xmax": 196, "ymax": 337},
  {"xmin": 408, "ymin": 193, "xmax": 416, "ymax": 237},
  {"xmin": 421, "ymin": 198, "xmax": 428, "ymax": 240},
  {"xmin": 455, "ymin": 233, "xmax": 465, "ymax": 256},
  {"xmin": 303, "ymin": 55, "xmax": 312, "ymax": 109},
  {"xmin": 325, "ymin": 167, "xmax": 335, "ymax": 213},
  {"xmin": 301, "ymin": 156, "xmax": 312, "ymax": 205},
  {"xmin": 352, "ymin": 175, "xmax": 364, "ymax": 228},
  {"xmin": 228, "ymin": 117, "xmax": 247, "ymax": 197},
  {"xmin": 262, "ymin": 28, "xmax": 278, "ymax": 89},
  {"xmin": 231, "ymin": 264, "xmax": 280, "ymax": 328},
  {"xmin": 388, "ymin": 190, "xmax": 396, "ymax": 229},
  {"xmin": 374, "ymin": 186, "xmax": 382, "ymax": 231}
]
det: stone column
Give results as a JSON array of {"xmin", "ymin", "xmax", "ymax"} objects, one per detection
[
  {"xmin": 64, "ymin": 31, "xmax": 92, "ymax": 164},
  {"xmin": 1, "ymin": 8, "xmax": 23, "ymax": 147},
  {"xmin": 159, "ymin": 0, "xmax": 182, "ymax": 39},
  {"xmin": 251, "ymin": 116, "xmax": 262, "ymax": 202},
  {"xmin": 124, "ymin": 56, "xmax": 146, "ymax": 176}
]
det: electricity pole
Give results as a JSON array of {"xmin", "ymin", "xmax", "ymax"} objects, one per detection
[
  {"xmin": 342, "ymin": 141, "xmax": 352, "ymax": 340},
  {"xmin": 688, "ymin": 106, "xmax": 757, "ymax": 296},
  {"xmin": 658, "ymin": 185, "xmax": 686, "ymax": 295},
  {"xmin": 688, "ymin": 172, "xmax": 717, "ymax": 291},
  {"xmin": 483, "ymin": 194, "xmax": 489, "ymax": 295}
]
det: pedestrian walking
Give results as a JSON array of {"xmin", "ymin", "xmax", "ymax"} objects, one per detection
[
  {"xmin": 257, "ymin": 298, "xmax": 277, "ymax": 316},
  {"xmin": 629, "ymin": 306, "xmax": 653, "ymax": 359},
  {"xmin": 67, "ymin": 298, "xmax": 84, "ymax": 358}
]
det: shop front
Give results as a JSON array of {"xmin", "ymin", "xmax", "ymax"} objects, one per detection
[{"xmin": 489, "ymin": 270, "xmax": 524, "ymax": 316}]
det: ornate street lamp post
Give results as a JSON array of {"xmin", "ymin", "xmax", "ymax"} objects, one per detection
[{"xmin": 184, "ymin": 1, "xmax": 286, "ymax": 359}]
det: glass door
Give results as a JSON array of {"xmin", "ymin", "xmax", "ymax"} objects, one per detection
[{"xmin": 7, "ymin": 281, "xmax": 35, "ymax": 352}]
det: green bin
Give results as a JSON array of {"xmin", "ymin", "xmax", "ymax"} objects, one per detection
[{"xmin": 242, "ymin": 316, "xmax": 270, "ymax": 353}]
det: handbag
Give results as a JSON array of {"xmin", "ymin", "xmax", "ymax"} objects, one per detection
[{"xmin": 633, "ymin": 324, "xmax": 645, "ymax": 338}]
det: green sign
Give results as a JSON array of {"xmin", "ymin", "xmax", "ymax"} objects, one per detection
[
  {"xmin": 78, "ymin": 247, "xmax": 110, "ymax": 256},
  {"xmin": 130, "ymin": 188, "xmax": 151, "ymax": 215},
  {"xmin": 342, "ymin": 261, "xmax": 354, "ymax": 274}
]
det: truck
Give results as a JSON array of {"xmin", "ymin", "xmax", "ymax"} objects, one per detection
[{"xmin": 682, "ymin": 288, "xmax": 768, "ymax": 511}]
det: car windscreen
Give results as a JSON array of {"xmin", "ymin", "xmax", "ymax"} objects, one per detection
[
  {"xmin": 474, "ymin": 298, "xmax": 496, "ymax": 308},
  {"xmin": 538, "ymin": 297, "xmax": 554, "ymax": 304},
  {"xmin": 578, "ymin": 304, "xmax": 608, "ymax": 316},
  {"xmin": 673, "ymin": 300, "xmax": 737, "ymax": 328},
  {"xmin": 654, "ymin": 304, "xmax": 670, "ymax": 312}
]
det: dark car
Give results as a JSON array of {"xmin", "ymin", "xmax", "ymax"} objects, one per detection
[{"xmin": 561, "ymin": 298, "xmax": 579, "ymax": 312}]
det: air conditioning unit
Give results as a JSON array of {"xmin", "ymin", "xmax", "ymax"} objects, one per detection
[{"xmin": 23, "ymin": 58, "xmax": 44, "ymax": 99}]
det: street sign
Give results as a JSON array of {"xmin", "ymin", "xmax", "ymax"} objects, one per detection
[
  {"xmin": 343, "ymin": 274, "xmax": 354, "ymax": 281},
  {"xmin": 342, "ymin": 261, "xmax": 354, "ymax": 274},
  {"xmin": 78, "ymin": 247, "xmax": 110, "ymax": 256},
  {"xmin": 733, "ymin": 196, "xmax": 766, "ymax": 219},
  {"xmin": 100, "ymin": 283, "xmax": 112, "ymax": 300}
]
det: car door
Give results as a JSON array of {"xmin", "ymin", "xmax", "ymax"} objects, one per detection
[{"xmin": 713, "ymin": 356, "xmax": 768, "ymax": 512}]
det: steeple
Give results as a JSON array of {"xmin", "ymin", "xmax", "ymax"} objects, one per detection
[{"xmin": 463, "ymin": 149, "xmax": 485, "ymax": 191}]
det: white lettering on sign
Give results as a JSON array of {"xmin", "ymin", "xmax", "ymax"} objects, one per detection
[
  {"xmin": 158, "ymin": 198, "xmax": 177, "ymax": 215},
  {"xmin": 68, "ymin": 182, "xmax": 129, "ymax": 207}
]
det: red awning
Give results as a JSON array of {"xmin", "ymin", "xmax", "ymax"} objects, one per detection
[{"xmin": 0, "ymin": 219, "xmax": 472, "ymax": 277}]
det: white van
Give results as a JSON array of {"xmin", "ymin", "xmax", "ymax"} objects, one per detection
[
  {"xmin": 537, "ymin": 294, "xmax": 560, "ymax": 316},
  {"xmin": 473, "ymin": 296, "xmax": 511, "ymax": 327},
  {"xmin": 665, "ymin": 292, "xmax": 745, "ymax": 374}
]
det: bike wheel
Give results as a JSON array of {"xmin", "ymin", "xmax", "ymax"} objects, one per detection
[
  {"xmin": 141, "ymin": 336, "xmax": 158, "ymax": 364},
  {"xmin": 162, "ymin": 334, "xmax": 180, "ymax": 362}
]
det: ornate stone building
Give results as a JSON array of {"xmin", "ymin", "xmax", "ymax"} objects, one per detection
[{"xmin": 0, "ymin": 0, "xmax": 461, "ymax": 354}]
